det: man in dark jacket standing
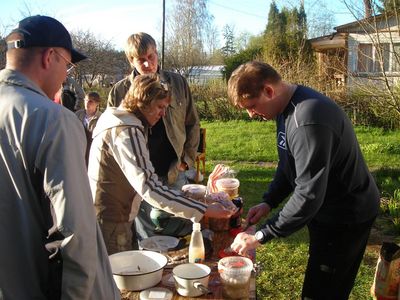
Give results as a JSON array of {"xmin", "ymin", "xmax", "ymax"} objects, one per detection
[
  {"xmin": 229, "ymin": 61, "xmax": 380, "ymax": 300},
  {"xmin": 108, "ymin": 32, "xmax": 200, "ymax": 239}
]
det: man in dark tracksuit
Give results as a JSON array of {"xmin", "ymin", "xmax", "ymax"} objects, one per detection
[{"xmin": 228, "ymin": 61, "xmax": 380, "ymax": 300}]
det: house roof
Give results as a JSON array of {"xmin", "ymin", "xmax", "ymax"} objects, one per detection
[
  {"xmin": 309, "ymin": 9, "xmax": 400, "ymax": 49},
  {"xmin": 334, "ymin": 10, "xmax": 400, "ymax": 33},
  {"xmin": 309, "ymin": 33, "xmax": 347, "ymax": 50}
]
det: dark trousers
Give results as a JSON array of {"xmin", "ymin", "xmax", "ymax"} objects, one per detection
[{"xmin": 302, "ymin": 217, "xmax": 376, "ymax": 300}]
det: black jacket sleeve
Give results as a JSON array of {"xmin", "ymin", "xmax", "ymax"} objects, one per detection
[{"xmin": 260, "ymin": 124, "xmax": 337, "ymax": 242}]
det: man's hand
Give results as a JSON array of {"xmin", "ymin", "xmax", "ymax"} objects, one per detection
[
  {"xmin": 246, "ymin": 202, "xmax": 271, "ymax": 225},
  {"xmin": 230, "ymin": 232, "xmax": 260, "ymax": 256},
  {"xmin": 178, "ymin": 162, "xmax": 188, "ymax": 171}
]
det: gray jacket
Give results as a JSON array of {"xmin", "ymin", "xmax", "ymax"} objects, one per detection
[
  {"xmin": 0, "ymin": 69, "xmax": 120, "ymax": 300},
  {"xmin": 108, "ymin": 69, "xmax": 200, "ymax": 184}
]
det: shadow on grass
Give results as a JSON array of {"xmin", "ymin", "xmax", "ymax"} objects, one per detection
[{"xmin": 371, "ymin": 167, "xmax": 400, "ymax": 196}]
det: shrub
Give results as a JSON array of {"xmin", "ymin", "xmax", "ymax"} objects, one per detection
[
  {"xmin": 387, "ymin": 189, "xmax": 400, "ymax": 233},
  {"xmin": 191, "ymin": 79, "xmax": 246, "ymax": 120},
  {"xmin": 338, "ymin": 88, "xmax": 400, "ymax": 129}
]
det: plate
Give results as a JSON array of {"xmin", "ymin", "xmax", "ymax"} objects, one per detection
[{"xmin": 140, "ymin": 235, "xmax": 180, "ymax": 251}]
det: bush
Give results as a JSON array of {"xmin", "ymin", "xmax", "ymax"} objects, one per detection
[
  {"xmin": 191, "ymin": 79, "xmax": 246, "ymax": 120},
  {"xmin": 223, "ymin": 47, "xmax": 262, "ymax": 80},
  {"xmin": 381, "ymin": 189, "xmax": 400, "ymax": 233},
  {"xmin": 338, "ymin": 88, "xmax": 400, "ymax": 129}
]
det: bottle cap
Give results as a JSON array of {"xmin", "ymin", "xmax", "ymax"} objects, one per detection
[{"xmin": 193, "ymin": 222, "xmax": 201, "ymax": 231}]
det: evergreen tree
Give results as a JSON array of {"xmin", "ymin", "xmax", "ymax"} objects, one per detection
[
  {"xmin": 221, "ymin": 24, "xmax": 236, "ymax": 57},
  {"xmin": 264, "ymin": 1, "xmax": 286, "ymax": 61},
  {"xmin": 263, "ymin": 2, "xmax": 313, "ymax": 64}
]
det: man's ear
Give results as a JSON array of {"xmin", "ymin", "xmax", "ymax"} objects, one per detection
[
  {"xmin": 262, "ymin": 83, "xmax": 274, "ymax": 99},
  {"xmin": 41, "ymin": 48, "xmax": 53, "ymax": 70}
]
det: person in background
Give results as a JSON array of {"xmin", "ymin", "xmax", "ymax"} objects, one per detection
[
  {"xmin": 108, "ymin": 32, "xmax": 200, "ymax": 239},
  {"xmin": 54, "ymin": 75, "xmax": 85, "ymax": 111},
  {"xmin": 228, "ymin": 61, "xmax": 380, "ymax": 300},
  {"xmin": 89, "ymin": 74, "xmax": 226, "ymax": 254},
  {"xmin": 75, "ymin": 91, "xmax": 102, "ymax": 165},
  {"xmin": 0, "ymin": 15, "xmax": 120, "ymax": 299},
  {"xmin": 64, "ymin": 75, "xmax": 85, "ymax": 110}
]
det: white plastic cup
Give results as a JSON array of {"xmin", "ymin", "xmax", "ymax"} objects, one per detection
[
  {"xmin": 218, "ymin": 256, "xmax": 253, "ymax": 299},
  {"xmin": 215, "ymin": 178, "xmax": 240, "ymax": 199}
]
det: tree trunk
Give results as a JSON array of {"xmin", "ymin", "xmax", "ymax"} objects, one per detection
[{"xmin": 363, "ymin": 0, "xmax": 372, "ymax": 18}]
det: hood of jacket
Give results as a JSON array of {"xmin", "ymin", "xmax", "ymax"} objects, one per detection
[{"xmin": 92, "ymin": 107, "xmax": 143, "ymax": 138}]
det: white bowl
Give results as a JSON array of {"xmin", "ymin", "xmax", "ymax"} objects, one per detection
[
  {"xmin": 173, "ymin": 263, "xmax": 211, "ymax": 297},
  {"xmin": 109, "ymin": 250, "xmax": 168, "ymax": 291}
]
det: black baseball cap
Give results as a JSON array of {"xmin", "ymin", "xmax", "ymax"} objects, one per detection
[{"xmin": 6, "ymin": 15, "xmax": 87, "ymax": 63}]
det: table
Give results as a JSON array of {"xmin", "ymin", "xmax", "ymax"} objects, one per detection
[{"xmin": 120, "ymin": 231, "xmax": 256, "ymax": 300}]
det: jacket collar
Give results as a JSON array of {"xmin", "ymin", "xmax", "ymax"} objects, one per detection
[{"xmin": 0, "ymin": 69, "xmax": 48, "ymax": 99}]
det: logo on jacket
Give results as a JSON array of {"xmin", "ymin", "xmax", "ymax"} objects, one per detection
[{"xmin": 278, "ymin": 131, "xmax": 286, "ymax": 150}]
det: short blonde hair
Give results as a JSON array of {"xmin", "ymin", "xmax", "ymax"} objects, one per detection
[
  {"xmin": 125, "ymin": 32, "xmax": 157, "ymax": 64},
  {"xmin": 227, "ymin": 61, "xmax": 281, "ymax": 107},
  {"xmin": 122, "ymin": 74, "xmax": 170, "ymax": 113}
]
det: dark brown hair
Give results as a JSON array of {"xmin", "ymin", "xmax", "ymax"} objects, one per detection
[
  {"xmin": 86, "ymin": 91, "xmax": 101, "ymax": 102},
  {"xmin": 227, "ymin": 61, "xmax": 281, "ymax": 107}
]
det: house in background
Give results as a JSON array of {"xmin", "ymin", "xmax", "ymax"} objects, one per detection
[
  {"xmin": 309, "ymin": 11, "xmax": 400, "ymax": 90},
  {"xmin": 186, "ymin": 65, "xmax": 224, "ymax": 84}
]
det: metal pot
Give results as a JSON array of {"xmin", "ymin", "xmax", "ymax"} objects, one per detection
[
  {"xmin": 109, "ymin": 250, "xmax": 168, "ymax": 291},
  {"xmin": 172, "ymin": 263, "xmax": 211, "ymax": 297}
]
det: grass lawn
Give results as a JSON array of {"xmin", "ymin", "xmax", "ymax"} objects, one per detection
[{"xmin": 200, "ymin": 120, "xmax": 400, "ymax": 300}]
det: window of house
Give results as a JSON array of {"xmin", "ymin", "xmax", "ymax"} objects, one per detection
[
  {"xmin": 374, "ymin": 43, "xmax": 390, "ymax": 72},
  {"xmin": 358, "ymin": 44, "xmax": 373, "ymax": 72},
  {"xmin": 393, "ymin": 43, "xmax": 400, "ymax": 72},
  {"xmin": 358, "ymin": 43, "xmax": 400, "ymax": 73}
]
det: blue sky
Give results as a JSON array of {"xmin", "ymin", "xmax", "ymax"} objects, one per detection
[{"xmin": 0, "ymin": 0, "xmax": 358, "ymax": 50}]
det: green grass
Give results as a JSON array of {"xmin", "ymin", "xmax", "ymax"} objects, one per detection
[
  {"xmin": 200, "ymin": 120, "xmax": 400, "ymax": 299},
  {"xmin": 203, "ymin": 120, "xmax": 278, "ymax": 162}
]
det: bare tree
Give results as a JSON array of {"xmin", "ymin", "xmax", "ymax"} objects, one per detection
[
  {"xmin": 204, "ymin": 18, "xmax": 220, "ymax": 57},
  {"xmin": 342, "ymin": 0, "xmax": 400, "ymax": 124},
  {"xmin": 71, "ymin": 30, "xmax": 129, "ymax": 88},
  {"xmin": 307, "ymin": 2, "xmax": 336, "ymax": 38},
  {"xmin": 234, "ymin": 31, "xmax": 252, "ymax": 52},
  {"xmin": 164, "ymin": 0, "xmax": 216, "ymax": 77}
]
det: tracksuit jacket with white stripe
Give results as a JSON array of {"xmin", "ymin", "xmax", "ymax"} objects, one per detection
[{"xmin": 88, "ymin": 107, "xmax": 207, "ymax": 224}]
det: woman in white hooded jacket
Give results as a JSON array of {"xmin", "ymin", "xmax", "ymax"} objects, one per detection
[{"xmin": 88, "ymin": 74, "xmax": 223, "ymax": 254}]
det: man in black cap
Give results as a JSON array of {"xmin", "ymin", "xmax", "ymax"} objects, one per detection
[{"xmin": 0, "ymin": 15, "xmax": 120, "ymax": 299}]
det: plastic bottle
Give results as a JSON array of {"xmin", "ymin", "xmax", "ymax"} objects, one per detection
[{"xmin": 188, "ymin": 222, "xmax": 205, "ymax": 263}]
